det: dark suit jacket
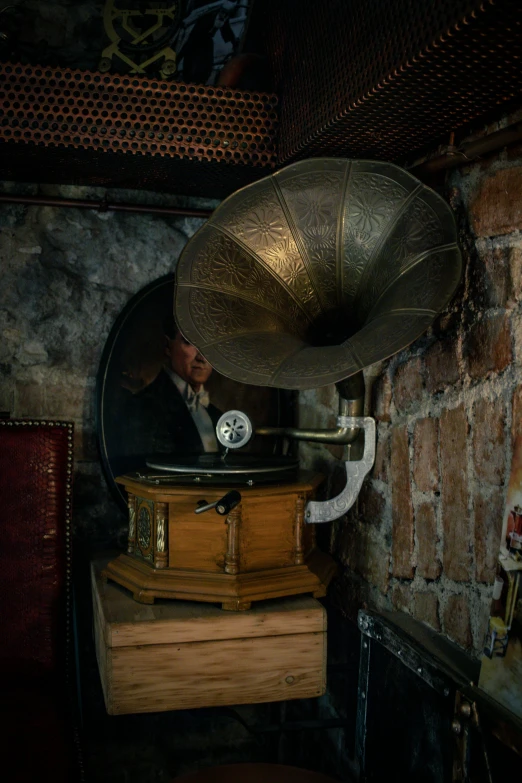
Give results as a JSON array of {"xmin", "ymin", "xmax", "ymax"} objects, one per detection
[{"xmin": 114, "ymin": 368, "xmax": 222, "ymax": 474}]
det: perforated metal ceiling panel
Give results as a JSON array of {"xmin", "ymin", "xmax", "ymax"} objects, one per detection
[
  {"xmin": 0, "ymin": 63, "xmax": 278, "ymax": 197},
  {"xmin": 249, "ymin": 0, "xmax": 522, "ymax": 163},
  {"xmin": 1, "ymin": 1, "xmax": 521, "ymax": 195}
]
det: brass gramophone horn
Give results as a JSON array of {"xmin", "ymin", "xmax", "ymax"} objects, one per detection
[
  {"xmin": 174, "ymin": 159, "xmax": 461, "ymax": 522},
  {"xmin": 174, "ymin": 158, "xmax": 461, "ymax": 390}
]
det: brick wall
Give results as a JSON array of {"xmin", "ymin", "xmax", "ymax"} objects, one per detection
[{"xmin": 300, "ymin": 155, "xmax": 522, "ymax": 656}]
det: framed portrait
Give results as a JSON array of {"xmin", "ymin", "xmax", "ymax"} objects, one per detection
[{"xmin": 96, "ymin": 274, "xmax": 296, "ymax": 511}]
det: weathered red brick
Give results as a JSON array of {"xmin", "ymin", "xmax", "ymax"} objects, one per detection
[
  {"xmin": 473, "ymin": 243, "xmax": 511, "ymax": 309},
  {"xmin": 474, "ymin": 487, "xmax": 504, "ymax": 584},
  {"xmin": 443, "ymin": 594, "xmax": 472, "ymax": 649},
  {"xmin": 15, "ymin": 382, "xmax": 44, "ymax": 417},
  {"xmin": 371, "ymin": 373, "xmax": 391, "ymax": 423},
  {"xmin": 391, "ymin": 583, "xmax": 413, "ymax": 613},
  {"xmin": 414, "ymin": 592, "xmax": 440, "ymax": 631},
  {"xmin": 338, "ymin": 520, "xmax": 390, "ymax": 595},
  {"xmin": 470, "ymin": 167, "xmax": 522, "ymax": 237},
  {"xmin": 466, "ymin": 313, "xmax": 512, "ymax": 379},
  {"xmin": 413, "ymin": 417, "xmax": 439, "ymax": 492},
  {"xmin": 372, "ymin": 431, "xmax": 389, "ymax": 482},
  {"xmin": 393, "ymin": 358, "xmax": 424, "ymax": 411},
  {"xmin": 425, "ymin": 340, "xmax": 460, "ymax": 394},
  {"xmin": 415, "ymin": 501, "xmax": 441, "ymax": 580},
  {"xmin": 440, "ymin": 405, "xmax": 471, "ymax": 581},
  {"xmin": 390, "ymin": 426, "xmax": 414, "ymax": 578},
  {"xmin": 472, "ymin": 398, "xmax": 506, "ymax": 486},
  {"xmin": 513, "ymin": 384, "xmax": 522, "ymax": 446},
  {"xmin": 357, "ymin": 482, "xmax": 386, "ymax": 523}
]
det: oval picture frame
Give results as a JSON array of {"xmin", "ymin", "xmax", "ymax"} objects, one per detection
[{"xmin": 96, "ymin": 274, "xmax": 295, "ymax": 512}]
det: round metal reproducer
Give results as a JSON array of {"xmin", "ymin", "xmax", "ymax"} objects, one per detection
[{"xmin": 216, "ymin": 410, "xmax": 253, "ymax": 450}]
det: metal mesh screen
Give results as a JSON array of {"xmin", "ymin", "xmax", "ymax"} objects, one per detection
[
  {"xmin": 0, "ymin": 63, "xmax": 278, "ymax": 196},
  {"xmin": 250, "ymin": 0, "xmax": 522, "ymax": 163},
  {"xmin": 1, "ymin": 1, "xmax": 520, "ymax": 191}
]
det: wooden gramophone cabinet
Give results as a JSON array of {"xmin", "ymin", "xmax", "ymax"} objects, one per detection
[{"xmin": 103, "ymin": 472, "xmax": 337, "ymax": 610}]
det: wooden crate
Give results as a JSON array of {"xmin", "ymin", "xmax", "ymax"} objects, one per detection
[{"xmin": 92, "ymin": 558, "xmax": 327, "ymax": 715}]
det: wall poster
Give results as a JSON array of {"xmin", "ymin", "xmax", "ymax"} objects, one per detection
[{"xmin": 479, "ymin": 434, "xmax": 522, "ymax": 720}]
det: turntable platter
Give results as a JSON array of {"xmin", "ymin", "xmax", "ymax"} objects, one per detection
[{"xmin": 146, "ymin": 453, "xmax": 299, "ymax": 479}]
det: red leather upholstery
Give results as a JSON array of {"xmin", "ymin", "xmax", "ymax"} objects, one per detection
[{"xmin": 0, "ymin": 420, "xmax": 79, "ymax": 782}]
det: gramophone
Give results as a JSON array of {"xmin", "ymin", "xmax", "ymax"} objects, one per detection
[{"xmin": 104, "ymin": 158, "xmax": 461, "ymax": 609}]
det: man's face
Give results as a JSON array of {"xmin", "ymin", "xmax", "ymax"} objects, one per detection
[{"xmin": 166, "ymin": 331, "xmax": 212, "ymax": 391}]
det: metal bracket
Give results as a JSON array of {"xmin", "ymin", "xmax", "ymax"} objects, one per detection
[
  {"xmin": 357, "ymin": 610, "xmax": 452, "ymax": 696},
  {"xmin": 305, "ymin": 416, "xmax": 375, "ymax": 524}
]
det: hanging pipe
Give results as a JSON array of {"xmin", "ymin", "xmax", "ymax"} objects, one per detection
[{"xmin": 0, "ymin": 192, "xmax": 213, "ymax": 219}]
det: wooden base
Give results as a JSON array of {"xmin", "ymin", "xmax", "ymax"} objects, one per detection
[
  {"xmin": 109, "ymin": 472, "xmax": 337, "ymax": 610},
  {"xmin": 93, "ymin": 558, "xmax": 327, "ymax": 714},
  {"xmin": 103, "ymin": 549, "xmax": 337, "ymax": 610}
]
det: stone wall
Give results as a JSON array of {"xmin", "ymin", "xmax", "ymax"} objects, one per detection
[
  {"xmin": 300, "ymin": 154, "xmax": 522, "ymax": 656},
  {"xmin": 0, "ymin": 181, "xmax": 217, "ymax": 550}
]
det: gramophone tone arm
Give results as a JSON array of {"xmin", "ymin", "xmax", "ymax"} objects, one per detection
[
  {"xmin": 254, "ymin": 421, "xmax": 360, "ymax": 445},
  {"xmin": 255, "ymin": 391, "xmax": 363, "ymax": 445}
]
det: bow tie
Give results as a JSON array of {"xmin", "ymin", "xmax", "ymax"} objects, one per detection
[{"xmin": 185, "ymin": 386, "xmax": 210, "ymax": 411}]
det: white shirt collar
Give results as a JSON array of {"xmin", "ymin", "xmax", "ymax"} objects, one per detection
[{"xmin": 163, "ymin": 366, "xmax": 210, "ymax": 410}]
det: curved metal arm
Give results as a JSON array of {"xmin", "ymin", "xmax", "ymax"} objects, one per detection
[
  {"xmin": 255, "ymin": 393, "xmax": 364, "ymax": 445},
  {"xmin": 254, "ymin": 422, "xmax": 360, "ymax": 444},
  {"xmin": 305, "ymin": 416, "xmax": 376, "ymax": 524}
]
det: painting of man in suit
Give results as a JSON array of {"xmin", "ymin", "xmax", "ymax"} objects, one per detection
[{"xmin": 124, "ymin": 314, "xmax": 222, "ymax": 459}]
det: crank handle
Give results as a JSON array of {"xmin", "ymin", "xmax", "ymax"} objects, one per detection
[{"xmin": 195, "ymin": 490, "xmax": 242, "ymax": 516}]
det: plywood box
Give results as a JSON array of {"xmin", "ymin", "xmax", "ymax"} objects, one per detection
[{"xmin": 92, "ymin": 558, "xmax": 327, "ymax": 715}]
